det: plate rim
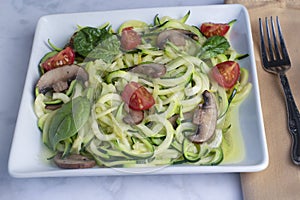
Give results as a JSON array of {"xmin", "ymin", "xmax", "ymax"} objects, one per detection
[{"xmin": 8, "ymin": 4, "xmax": 269, "ymax": 178}]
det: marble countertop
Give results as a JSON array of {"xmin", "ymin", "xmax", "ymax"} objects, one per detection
[{"xmin": 0, "ymin": 0, "xmax": 243, "ymax": 199}]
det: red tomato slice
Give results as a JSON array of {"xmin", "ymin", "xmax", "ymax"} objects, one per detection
[
  {"xmin": 121, "ymin": 81, "xmax": 141, "ymax": 105},
  {"xmin": 200, "ymin": 22, "xmax": 230, "ymax": 38},
  {"xmin": 42, "ymin": 47, "xmax": 75, "ymax": 72},
  {"xmin": 212, "ymin": 61, "xmax": 240, "ymax": 89},
  {"xmin": 121, "ymin": 81, "xmax": 155, "ymax": 111},
  {"xmin": 120, "ymin": 27, "xmax": 142, "ymax": 51}
]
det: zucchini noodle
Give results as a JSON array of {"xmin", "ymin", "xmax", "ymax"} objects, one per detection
[{"xmin": 34, "ymin": 11, "xmax": 252, "ymax": 168}]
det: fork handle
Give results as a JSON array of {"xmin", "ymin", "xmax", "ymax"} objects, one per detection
[{"xmin": 279, "ymin": 73, "xmax": 300, "ymax": 165}]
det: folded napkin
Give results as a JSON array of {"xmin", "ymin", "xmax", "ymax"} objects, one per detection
[{"xmin": 225, "ymin": 0, "xmax": 300, "ymax": 199}]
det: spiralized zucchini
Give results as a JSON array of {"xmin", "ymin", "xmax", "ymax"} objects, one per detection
[{"xmin": 34, "ymin": 11, "xmax": 252, "ymax": 168}]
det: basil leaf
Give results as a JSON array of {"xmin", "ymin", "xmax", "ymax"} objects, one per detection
[
  {"xmin": 48, "ymin": 96, "xmax": 90, "ymax": 150},
  {"xmin": 87, "ymin": 34, "xmax": 121, "ymax": 63},
  {"xmin": 199, "ymin": 36, "xmax": 230, "ymax": 59}
]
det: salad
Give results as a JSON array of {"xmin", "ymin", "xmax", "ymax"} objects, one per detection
[{"xmin": 34, "ymin": 11, "xmax": 252, "ymax": 169}]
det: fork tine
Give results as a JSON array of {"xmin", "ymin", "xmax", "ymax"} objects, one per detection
[
  {"xmin": 259, "ymin": 18, "xmax": 269, "ymax": 66},
  {"xmin": 276, "ymin": 16, "xmax": 291, "ymax": 63},
  {"xmin": 265, "ymin": 17, "xmax": 275, "ymax": 61},
  {"xmin": 259, "ymin": 16, "xmax": 291, "ymax": 68},
  {"xmin": 270, "ymin": 16, "xmax": 281, "ymax": 60}
]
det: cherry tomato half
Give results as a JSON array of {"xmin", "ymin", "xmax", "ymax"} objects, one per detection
[
  {"xmin": 212, "ymin": 61, "xmax": 240, "ymax": 89},
  {"xmin": 121, "ymin": 81, "xmax": 155, "ymax": 111},
  {"xmin": 200, "ymin": 22, "xmax": 230, "ymax": 38},
  {"xmin": 41, "ymin": 47, "xmax": 75, "ymax": 72},
  {"xmin": 120, "ymin": 27, "xmax": 142, "ymax": 51}
]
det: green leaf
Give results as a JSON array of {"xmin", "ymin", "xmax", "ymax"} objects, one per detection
[
  {"xmin": 73, "ymin": 26, "xmax": 120, "ymax": 63},
  {"xmin": 48, "ymin": 96, "xmax": 91, "ymax": 150},
  {"xmin": 87, "ymin": 34, "xmax": 121, "ymax": 63},
  {"xmin": 73, "ymin": 27, "xmax": 104, "ymax": 57},
  {"xmin": 199, "ymin": 36, "xmax": 230, "ymax": 59}
]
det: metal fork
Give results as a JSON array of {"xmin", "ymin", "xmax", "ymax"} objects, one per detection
[{"xmin": 259, "ymin": 16, "xmax": 300, "ymax": 165}]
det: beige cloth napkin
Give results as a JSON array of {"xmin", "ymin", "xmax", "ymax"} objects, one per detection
[{"xmin": 225, "ymin": 0, "xmax": 300, "ymax": 199}]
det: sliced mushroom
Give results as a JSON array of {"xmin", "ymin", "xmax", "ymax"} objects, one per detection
[
  {"xmin": 168, "ymin": 114, "xmax": 178, "ymax": 128},
  {"xmin": 123, "ymin": 105, "xmax": 144, "ymax": 125},
  {"xmin": 36, "ymin": 64, "xmax": 89, "ymax": 94},
  {"xmin": 188, "ymin": 90, "xmax": 217, "ymax": 143},
  {"xmin": 129, "ymin": 63, "xmax": 166, "ymax": 78},
  {"xmin": 53, "ymin": 153, "xmax": 96, "ymax": 169},
  {"xmin": 45, "ymin": 104, "xmax": 62, "ymax": 110},
  {"xmin": 156, "ymin": 29, "xmax": 199, "ymax": 49},
  {"xmin": 52, "ymin": 80, "xmax": 69, "ymax": 92}
]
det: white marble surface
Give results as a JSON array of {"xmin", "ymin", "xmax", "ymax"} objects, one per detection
[{"xmin": 0, "ymin": 0, "xmax": 243, "ymax": 199}]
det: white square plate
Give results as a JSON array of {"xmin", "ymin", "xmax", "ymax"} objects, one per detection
[{"xmin": 8, "ymin": 4, "xmax": 268, "ymax": 178}]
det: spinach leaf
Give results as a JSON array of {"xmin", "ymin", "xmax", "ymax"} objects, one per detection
[
  {"xmin": 72, "ymin": 26, "xmax": 120, "ymax": 63},
  {"xmin": 48, "ymin": 96, "xmax": 90, "ymax": 150},
  {"xmin": 73, "ymin": 27, "xmax": 105, "ymax": 57},
  {"xmin": 199, "ymin": 36, "xmax": 230, "ymax": 59},
  {"xmin": 87, "ymin": 34, "xmax": 121, "ymax": 63}
]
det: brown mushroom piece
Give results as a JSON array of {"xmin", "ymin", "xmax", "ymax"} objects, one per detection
[
  {"xmin": 122, "ymin": 104, "xmax": 144, "ymax": 125},
  {"xmin": 156, "ymin": 29, "xmax": 199, "ymax": 49},
  {"xmin": 36, "ymin": 64, "xmax": 89, "ymax": 94},
  {"xmin": 188, "ymin": 90, "xmax": 218, "ymax": 143},
  {"xmin": 123, "ymin": 108, "xmax": 144, "ymax": 125},
  {"xmin": 129, "ymin": 63, "xmax": 166, "ymax": 78},
  {"xmin": 54, "ymin": 153, "xmax": 96, "ymax": 169},
  {"xmin": 45, "ymin": 104, "xmax": 62, "ymax": 110}
]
